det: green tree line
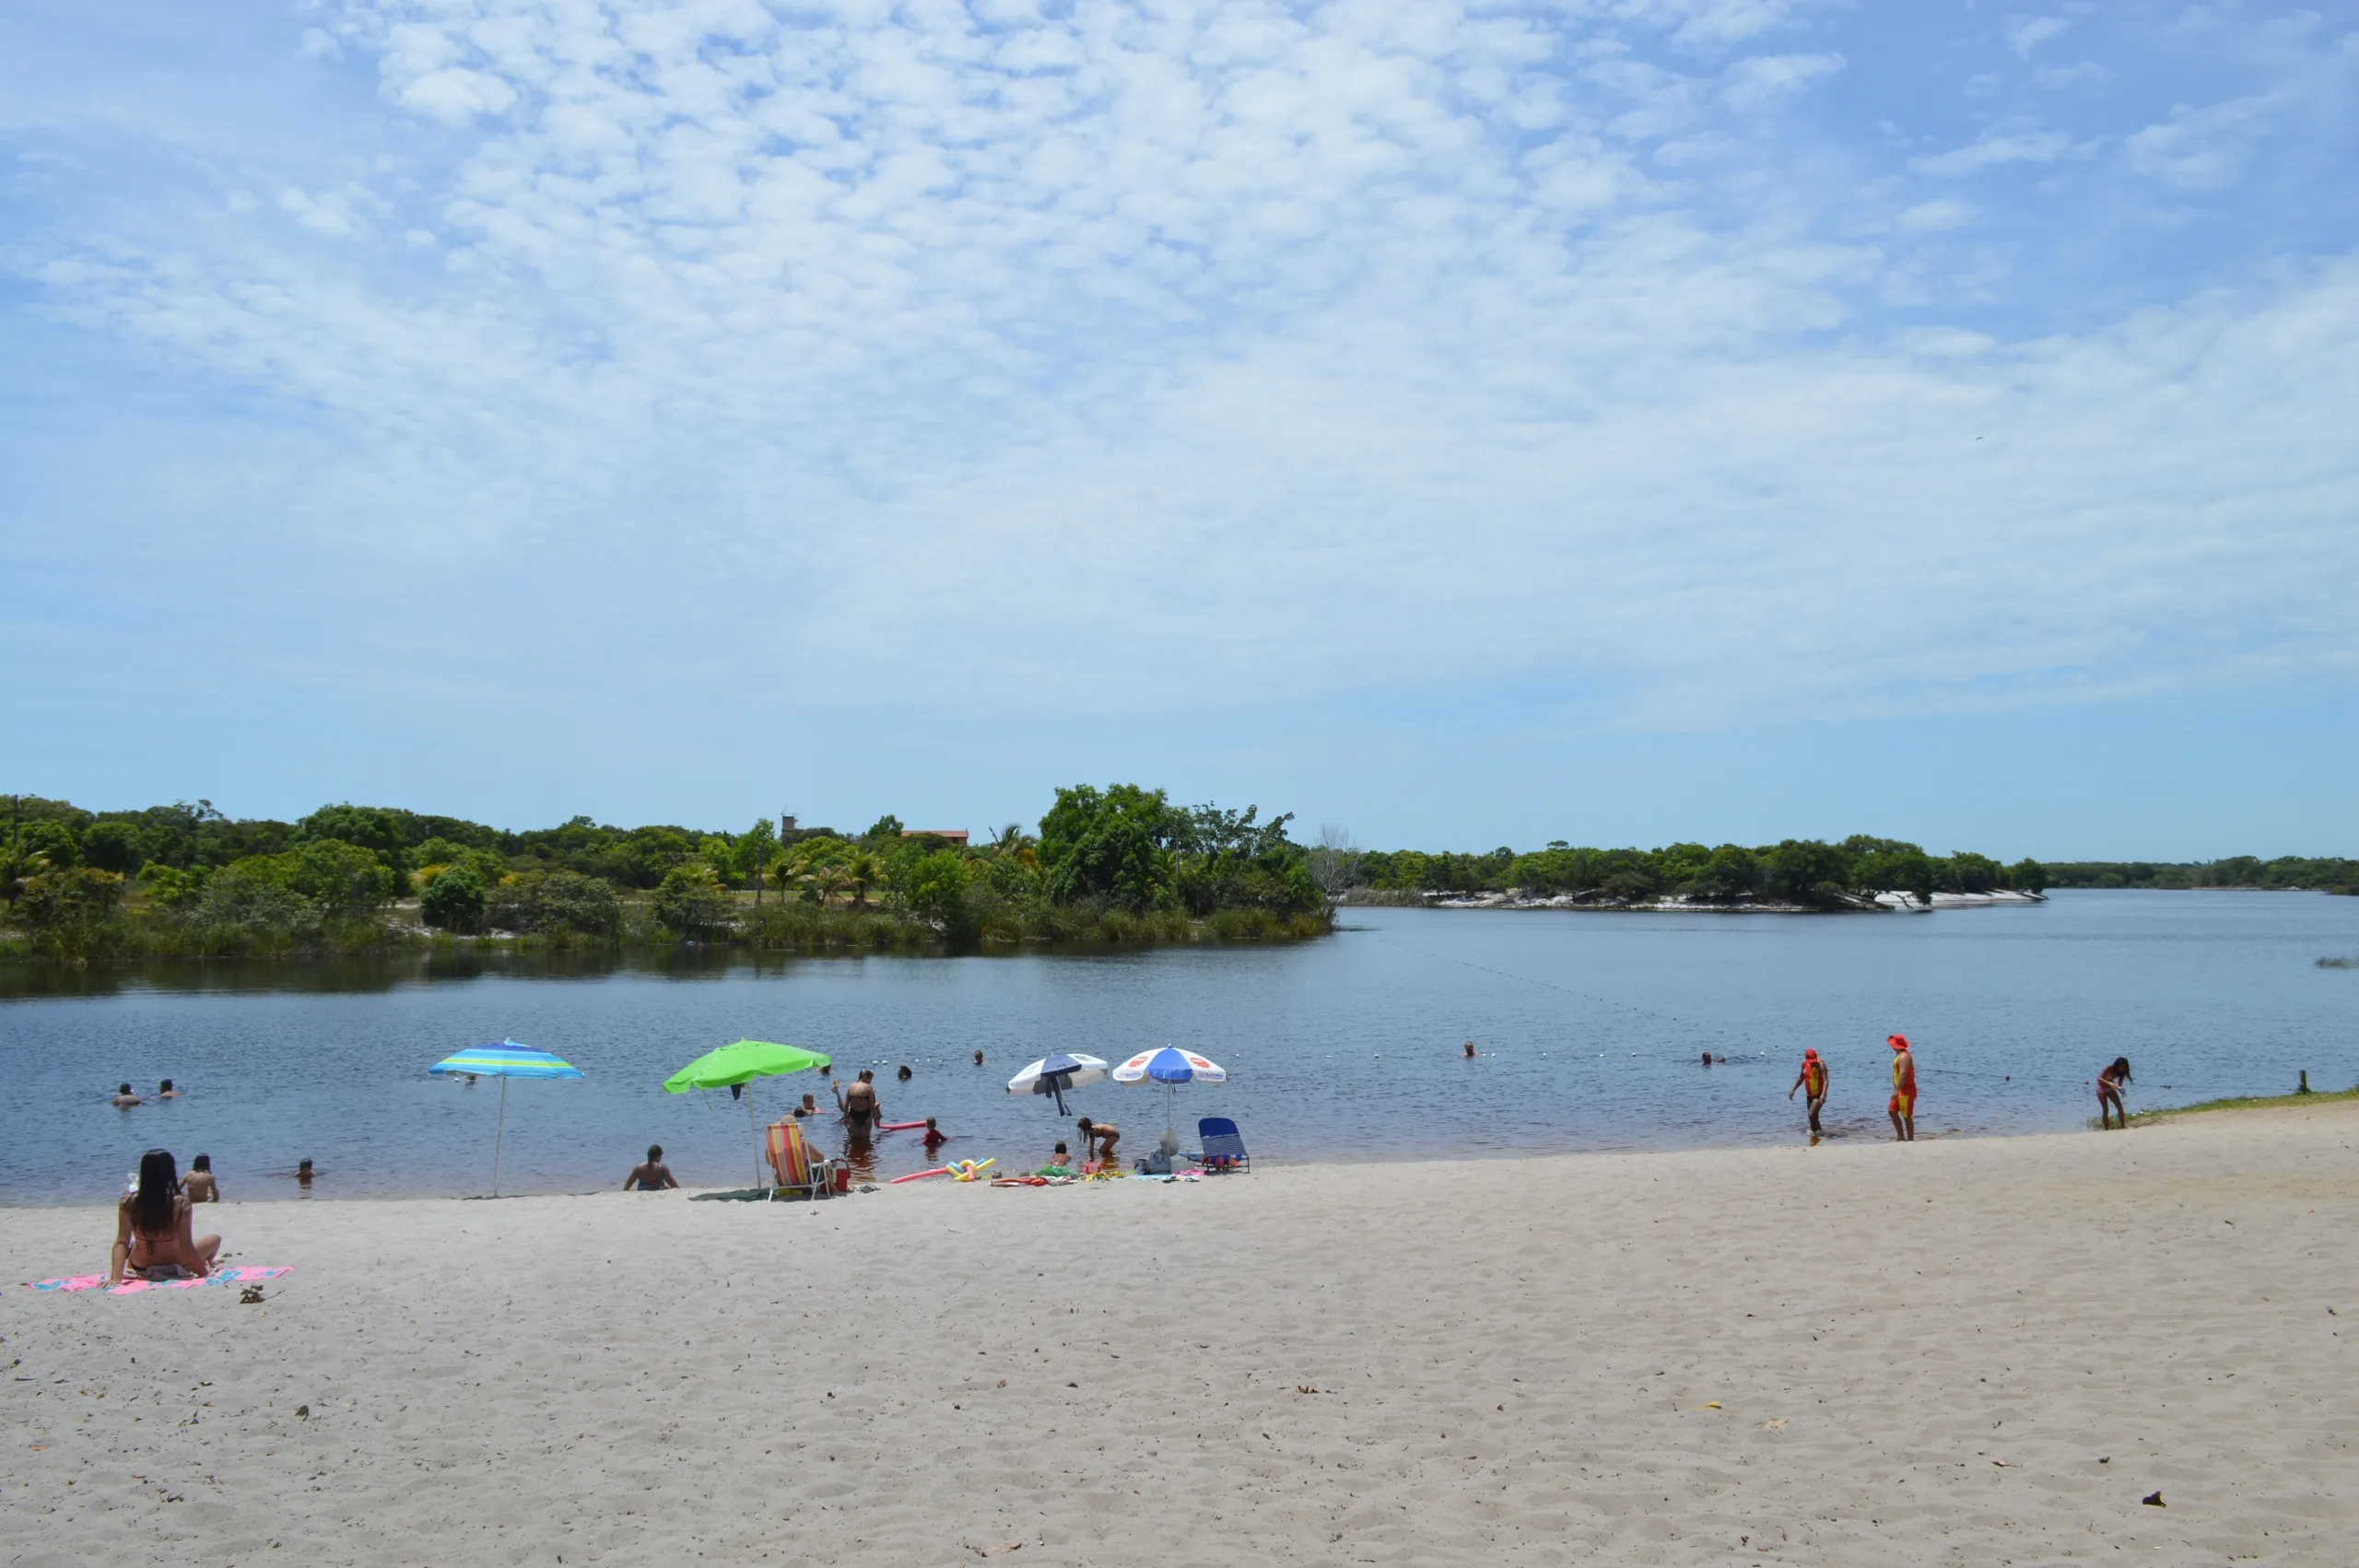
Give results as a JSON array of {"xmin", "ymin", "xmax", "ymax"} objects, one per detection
[
  {"xmin": 1346, "ymin": 836, "xmax": 2048, "ymax": 907},
  {"xmin": 0, "ymin": 786, "xmax": 1329, "ymax": 961},
  {"xmin": 2035, "ymin": 856, "xmax": 2359, "ymax": 894}
]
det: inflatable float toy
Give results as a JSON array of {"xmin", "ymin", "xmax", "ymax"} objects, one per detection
[
  {"xmin": 945, "ymin": 1158, "xmax": 994, "ymax": 1182},
  {"xmin": 888, "ymin": 1167, "xmax": 952, "ymax": 1185},
  {"xmin": 878, "ymin": 1120, "xmax": 928, "ymax": 1132}
]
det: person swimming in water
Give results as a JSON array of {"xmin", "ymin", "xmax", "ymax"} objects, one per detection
[
  {"xmin": 623, "ymin": 1144, "xmax": 678, "ymax": 1189},
  {"xmin": 158, "ymin": 1079, "xmax": 180, "ymax": 1099},
  {"xmin": 1789, "ymin": 1048, "xmax": 1829, "ymax": 1138},
  {"xmin": 111, "ymin": 1082, "xmax": 142, "ymax": 1107},
  {"xmin": 792, "ymin": 1093, "xmax": 821, "ymax": 1119},
  {"xmin": 897, "ymin": 1064, "xmax": 913, "ymax": 1082},
  {"xmin": 921, "ymin": 1117, "xmax": 948, "ymax": 1152},
  {"xmin": 293, "ymin": 1157, "xmax": 319, "ymax": 1187},
  {"xmin": 972, "ymin": 1049, "xmax": 984, "ymax": 1066},
  {"xmin": 182, "ymin": 1153, "xmax": 220, "ymax": 1203},
  {"xmin": 2096, "ymin": 1056, "xmax": 2132, "ymax": 1130},
  {"xmin": 1887, "ymin": 1036, "xmax": 1917, "ymax": 1142},
  {"xmin": 1462, "ymin": 1040, "xmax": 1476, "ymax": 1059}
]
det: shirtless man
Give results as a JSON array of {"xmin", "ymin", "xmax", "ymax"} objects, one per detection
[
  {"xmin": 1788, "ymin": 1048, "xmax": 1829, "ymax": 1138},
  {"xmin": 1074, "ymin": 1117, "xmax": 1120, "ymax": 1166},
  {"xmin": 623, "ymin": 1144, "xmax": 678, "ymax": 1190},
  {"xmin": 842, "ymin": 1071, "xmax": 880, "ymax": 1138},
  {"xmin": 1887, "ymin": 1036, "xmax": 1917, "ymax": 1142},
  {"xmin": 111, "ymin": 1082, "xmax": 142, "ymax": 1107}
]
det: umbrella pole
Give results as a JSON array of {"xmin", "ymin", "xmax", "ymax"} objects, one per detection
[
  {"xmin": 748, "ymin": 1086, "xmax": 766, "ymax": 1197},
  {"xmin": 492, "ymin": 1076, "xmax": 510, "ymax": 1199}
]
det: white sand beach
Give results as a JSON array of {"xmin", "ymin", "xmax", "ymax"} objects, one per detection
[{"xmin": 6, "ymin": 1103, "xmax": 2353, "ymax": 1567}]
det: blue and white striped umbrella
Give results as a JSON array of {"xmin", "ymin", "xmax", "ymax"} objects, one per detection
[
  {"xmin": 1006, "ymin": 1053, "xmax": 1109, "ymax": 1117},
  {"xmin": 1112, "ymin": 1047, "xmax": 1228, "ymax": 1145},
  {"xmin": 428, "ymin": 1042, "xmax": 583, "ymax": 1196}
]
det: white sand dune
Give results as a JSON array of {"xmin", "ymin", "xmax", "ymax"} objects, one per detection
[{"xmin": 6, "ymin": 1102, "xmax": 2354, "ymax": 1566}]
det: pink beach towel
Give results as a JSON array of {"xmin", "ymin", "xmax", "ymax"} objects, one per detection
[{"xmin": 25, "ymin": 1266, "xmax": 289, "ymax": 1295}]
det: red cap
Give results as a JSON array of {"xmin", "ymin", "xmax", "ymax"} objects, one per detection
[{"xmin": 1889, "ymin": 1034, "xmax": 1910, "ymax": 1050}]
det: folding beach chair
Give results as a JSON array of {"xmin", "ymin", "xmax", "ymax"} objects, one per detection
[
  {"xmin": 1195, "ymin": 1117, "xmax": 1251, "ymax": 1174},
  {"xmin": 765, "ymin": 1119, "xmax": 829, "ymax": 1200}
]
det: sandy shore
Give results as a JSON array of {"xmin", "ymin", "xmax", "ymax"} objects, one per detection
[{"xmin": 6, "ymin": 1104, "xmax": 2353, "ymax": 1567}]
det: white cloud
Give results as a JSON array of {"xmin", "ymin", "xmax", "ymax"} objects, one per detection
[
  {"xmin": 1719, "ymin": 51, "xmax": 1845, "ymax": 111},
  {"xmin": 2007, "ymin": 16, "xmax": 2071, "ymax": 58},
  {"xmin": 6, "ymin": 0, "xmax": 2356, "ymax": 734},
  {"xmin": 2125, "ymin": 94, "xmax": 2279, "ymax": 189},
  {"xmin": 1895, "ymin": 198, "xmax": 1977, "ymax": 233},
  {"xmin": 1909, "ymin": 126, "xmax": 2072, "ymax": 176}
]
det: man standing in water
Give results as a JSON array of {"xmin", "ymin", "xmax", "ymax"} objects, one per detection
[
  {"xmin": 1887, "ymin": 1035, "xmax": 1917, "ymax": 1141},
  {"xmin": 1788, "ymin": 1048, "xmax": 1829, "ymax": 1139}
]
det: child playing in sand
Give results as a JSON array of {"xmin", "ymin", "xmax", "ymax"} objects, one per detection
[
  {"xmin": 1075, "ymin": 1117, "xmax": 1119, "ymax": 1166},
  {"xmin": 1038, "ymin": 1141, "xmax": 1074, "ymax": 1178},
  {"xmin": 921, "ymin": 1117, "xmax": 947, "ymax": 1152},
  {"xmin": 182, "ymin": 1154, "xmax": 219, "ymax": 1203}
]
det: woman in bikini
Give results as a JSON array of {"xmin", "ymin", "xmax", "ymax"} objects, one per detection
[
  {"xmin": 2096, "ymin": 1057, "xmax": 2131, "ymax": 1130},
  {"xmin": 108, "ymin": 1149, "xmax": 220, "ymax": 1285}
]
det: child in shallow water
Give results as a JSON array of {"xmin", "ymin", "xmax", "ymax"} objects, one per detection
[{"xmin": 921, "ymin": 1117, "xmax": 947, "ymax": 1152}]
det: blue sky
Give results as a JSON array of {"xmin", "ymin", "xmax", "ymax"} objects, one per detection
[{"xmin": 4, "ymin": 0, "xmax": 2354, "ymax": 858}]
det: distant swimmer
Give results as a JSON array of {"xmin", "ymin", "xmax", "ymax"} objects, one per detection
[
  {"xmin": 111, "ymin": 1082, "xmax": 142, "ymax": 1107},
  {"xmin": 158, "ymin": 1079, "xmax": 180, "ymax": 1100},
  {"xmin": 2096, "ymin": 1056, "xmax": 2132, "ymax": 1130},
  {"xmin": 1463, "ymin": 1040, "xmax": 1476, "ymax": 1059},
  {"xmin": 1887, "ymin": 1035, "xmax": 1917, "ymax": 1141},
  {"xmin": 294, "ymin": 1157, "xmax": 320, "ymax": 1188},
  {"xmin": 973, "ymin": 1049, "xmax": 984, "ymax": 1066},
  {"xmin": 792, "ymin": 1093, "xmax": 821, "ymax": 1119},
  {"xmin": 897, "ymin": 1064, "xmax": 913, "ymax": 1082},
  {"xmin": 1789, "ymin": 1048, "xmax": 1829, "ymax": 1139}
]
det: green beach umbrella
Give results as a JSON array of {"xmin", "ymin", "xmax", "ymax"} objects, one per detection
[{"xmin": 663, "ymin": 1040, "xmax": 830, "ymax": 1191}]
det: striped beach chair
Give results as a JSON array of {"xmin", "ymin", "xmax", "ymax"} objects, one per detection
[
  {"xmin": 766, "ymin": 1119, "xmax": 829, "ymax": 1200},
  {"xmin": 1195, "ymin": 1117, "xmax": 1251, "ymax": 1174}
]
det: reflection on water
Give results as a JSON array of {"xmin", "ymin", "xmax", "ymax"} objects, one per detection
[{"xmin": 3, "ymin": 892, "xmax": 2354, "ymax": 1204}]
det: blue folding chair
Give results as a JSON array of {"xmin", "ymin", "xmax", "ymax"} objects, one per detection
[{"xmin": 1194, "ymin": 1117, "xmax": 1252, "ymax": 1174}]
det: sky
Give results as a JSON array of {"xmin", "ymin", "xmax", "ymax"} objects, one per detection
[{"xmin": 3, "ymin": 0, "xmax": 2355, "ymax": 860}]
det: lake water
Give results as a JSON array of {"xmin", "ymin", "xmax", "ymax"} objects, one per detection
[{"xmin": 3, "ymin": 891, "xmax": 2353, "ymax": 1204}]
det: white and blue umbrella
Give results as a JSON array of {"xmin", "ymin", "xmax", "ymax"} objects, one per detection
[
  {"xmin": 1006, "ymin": 1053, "xmax": 1109, "ymax": 1117},
  {"xmin": 1111, "ymin": 1047, "xmax": 1227, "ymax": 1142},
  {"xmin": 428, "ymin": 1041, "xmax": 583, "ymax": 1198}
]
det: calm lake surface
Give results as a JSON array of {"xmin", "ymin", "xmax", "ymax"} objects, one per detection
[{"xmin": 3, "ymin": 891, "xmax": 2353, "ymax": 1204}]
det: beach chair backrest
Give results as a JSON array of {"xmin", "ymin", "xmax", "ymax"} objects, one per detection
[
  {"xmin": 1197, "ymin": 1117, "xmax": 1248, "ymax": 1168},
  {"xmin": 767, "ymin": 1120, "xmax": 816, "ymax": 1188}
]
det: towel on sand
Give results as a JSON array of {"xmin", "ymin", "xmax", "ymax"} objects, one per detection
[{"xmin": 26, "ymin": 1266, "xmax": 289, "ymax": 1294}]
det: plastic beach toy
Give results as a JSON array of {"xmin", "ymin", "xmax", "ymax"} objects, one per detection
[{"xmin": 945, "ymin": 1158, "xmax": 995, "ymax": 1182}]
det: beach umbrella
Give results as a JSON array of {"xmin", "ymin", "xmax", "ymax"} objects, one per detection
[
  {"xmin": 1005, "ymin": 1053, "xmax": 1109, "ymax": 1117},
  {"xmin": 428, "ymin": 1042, "xmax": 583, "ymax": 1199},
  {"xmin": 663, "ymin": 1040, "xmax": 830, "ymax": 1190},
  {"xmin": 1111, "ymin": 1047, "xmax": 1227, "ymax": 1144}
]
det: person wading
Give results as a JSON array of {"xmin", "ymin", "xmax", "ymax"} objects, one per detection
[
  {"xmin": 1887, "ymin": 1035, "xmax": 1918, "ymax": 1142},
  {"xmin": 1789, "ymin": 1048, "xmax": 1830, "ymax": 1140}
]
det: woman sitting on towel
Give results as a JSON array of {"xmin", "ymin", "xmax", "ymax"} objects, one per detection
[{"xmin": 109, "ymin": 1149, "xmax": 219, "ymax": 1285}]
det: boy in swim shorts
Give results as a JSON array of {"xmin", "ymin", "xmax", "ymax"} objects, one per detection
[{"xmin": 1887, "ymin": 1035, "xmax": 1916, "ymax": 1141}]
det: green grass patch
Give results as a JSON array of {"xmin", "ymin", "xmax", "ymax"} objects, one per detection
[{"xmin": 2130, "ymin": 1082, "xmax": 2359, "ymax": 1124}]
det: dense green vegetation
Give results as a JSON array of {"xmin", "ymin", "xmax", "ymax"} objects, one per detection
[
  {"xmin": 1335, "ymin": 836, "xmax": 2048, "ymax": 908},
  {"xmin": 2038, "ymin": 856, "xmax": 2359, "ymax": 895},
  {"xmin": 0, "ymin": 787, "xmax": 1328, "ymax": 962}
]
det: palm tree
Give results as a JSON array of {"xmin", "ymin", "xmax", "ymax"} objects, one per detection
[
  {"xmin": 816, "ymin": 863, "xmax": 853, "ymax": 909},
  {"xmin": 846, "ymin": 850, "xmax": 882, "ymax": 910}
]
